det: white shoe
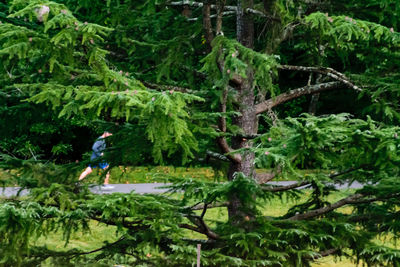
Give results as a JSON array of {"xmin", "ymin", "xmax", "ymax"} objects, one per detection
[{"xmin": 101, "ymin": 185, "xmax": 115, "ymax": 190}]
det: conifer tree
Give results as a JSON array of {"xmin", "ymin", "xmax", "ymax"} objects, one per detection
[{"xmin": 1, "ymin": 0, "xmax": 400, "ymax": 266}]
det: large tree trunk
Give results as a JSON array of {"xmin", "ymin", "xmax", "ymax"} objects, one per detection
[{"xmin": 227, "ymin": 0, "xmax": 257, "ymax": 222}]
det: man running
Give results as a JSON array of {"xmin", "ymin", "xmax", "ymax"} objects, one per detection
[{"xmin": 79, "ymin": 131, "xmax": 114, "ymax": 190}]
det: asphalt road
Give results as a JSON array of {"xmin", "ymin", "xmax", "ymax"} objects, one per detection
[{"xmin": 0, "ymin": 181, "xmax": 363, "ymax": 197}]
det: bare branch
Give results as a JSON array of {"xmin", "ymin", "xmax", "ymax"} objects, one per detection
[
  {"xmin": 255, "ymin": 82, "xmax": 341, "ymax": 115},
  {"xmin": 278, "ymin": 65, "xmax": 362, "ymax": 92}
]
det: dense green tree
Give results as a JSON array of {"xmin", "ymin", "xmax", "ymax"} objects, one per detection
[{"xmin": 1, "ymin": 0, "xmax": 400, "ymax": 266}]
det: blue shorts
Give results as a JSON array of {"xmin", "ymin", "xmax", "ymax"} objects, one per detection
[{"xmin": 89, "ymin": 162, "xmax": 109, "ymax": 169}]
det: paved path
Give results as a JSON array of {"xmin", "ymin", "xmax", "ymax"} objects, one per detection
[{"xmin": 0, "ymin": 181, "xmax": 363, "ymax": 197}]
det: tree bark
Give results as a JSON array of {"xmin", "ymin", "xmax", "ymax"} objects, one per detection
[
  {"xmin": 202, "ymin": 1, "xmax": 214, "ymax": 51},
  {"xmin": 227, "ymin": 0, "xmax": 257, "ymax": 222}
]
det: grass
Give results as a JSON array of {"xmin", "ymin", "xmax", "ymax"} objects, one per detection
[
  {"xmin": 1, "ymin": 165, "xmax": 337, "ymax": 187},
  {"xmin": 79, "ymin": 166, "xmax": 332, "ymax": 185}
]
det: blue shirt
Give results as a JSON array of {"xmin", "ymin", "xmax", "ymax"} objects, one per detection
[{"xmin": 90, "ymin": 136, "xmax": 106, "ymax": 160}]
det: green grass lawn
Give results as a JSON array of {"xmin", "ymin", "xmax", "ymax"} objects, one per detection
[
  {"xmin": 0, "ymin": 165, "xmax": 334, "ymax": 186},
  {"xmin": 78, "ymin": 166, "xmax": 329, "ymax": 185}
]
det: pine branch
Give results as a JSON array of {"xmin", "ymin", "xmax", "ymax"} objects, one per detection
[
  {"xmin": 278, "ymin": 65, "xmax": 362, "ymax": 92},
  {"xmin": 189, "ymin": 201, "xmax": 229, "ymax": 210},
  {"xmin": 180, "ymin": 214, "xmax": 220, "ymax": 239},
  {"xmin": 288, "ymin": 193, "xmax": 365, "ymax": 220},
  {"xmin": 28, "ymin": 236, "xmax": 127, "ymax": 261},
  {"xmin": 141, "ymin": 81, "xmax": 193, "ymax": 93},
  {"xmin": 72, "ymin": 236, "xmax": 127, "ymax": 256},
  {"xmin": 309, "ymin": 248, "xmax": 340, "ymax": 260},
  {"xmin": 329, "ymin": 165, "xmax": 368, "ymax": 180},
  {"xmin": 261, "ymin": 167, "xmax": 366, "ymax": 192},
  {"xmin": 255, "ymin": 82, "xmax": 341, "ymax": 115},
  {"xmin": 182, "ymin": 198, "xmax": 220, "ymax": 239},
  {"xmin": 262, "ymin": 181, "xmax": 311, "ymax": 192},
  {"xmin": 287, "ymin": 192, "xmax": 400, "ymax": 221}
]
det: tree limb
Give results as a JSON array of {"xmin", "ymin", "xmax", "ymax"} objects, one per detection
[
  {"xmin": 216, "ymin": 137, "xmax": 242, "ymax": 163},
  {"xmin": 287, "ymin": 193, "xmax": 390, "ymax": 220},
  {"xmin": 73, "ymin": 236, "xmax": 127, "ymax": 256},
  {"xmin": 189, "ymin": 201, "xmax": 229, "ymax": 210},
  {"xmin": 179, "ymin": 222, "xmax": 219, "ymax": 239},
  {"xmin": 261, "ymin": 166, "xmax": 366, "ymax": 192},
  {"xmin": 180, "ymin": 214, "xmax": 220, "ymax": 240},
  {"xmin": 278, "ymin": 65, "xmax": 362, "ymax": 92},
  {"xmin": 255, "ymin": 81, "xmax": 341, "ymax": 115},
  {"xmin": 169, "ymin": 1, "xmax": 280, "ymax": 21},
  {"xmin": 262, "ymin": 181, "xmax": 311, "ymax": 192}
]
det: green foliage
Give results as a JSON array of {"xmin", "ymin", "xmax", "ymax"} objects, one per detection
[
  {"xmin": 201, "ymin": 35, "xmax": 278, "ymax": 94},
  {"xmin": 2, "ymin": 0, "xmax": 400, "ymax": 266},
  {"xmin": 0, "ymin": 0, "xmax": 203, "ymax": 164}
]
